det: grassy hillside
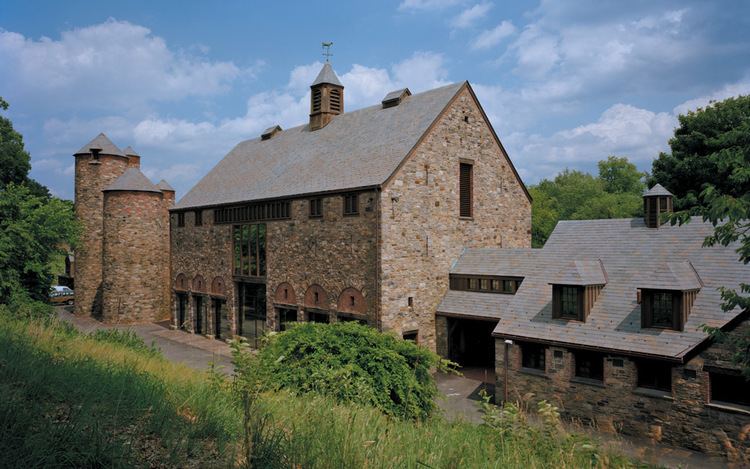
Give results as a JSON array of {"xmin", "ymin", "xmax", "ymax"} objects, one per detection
[{"xmin": 0, "ymin": 312, "xmax": 647, "ymax": 468}]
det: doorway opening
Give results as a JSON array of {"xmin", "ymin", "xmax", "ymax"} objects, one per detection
[
  {"xmin": 237, "ymin": 282, "xmax": 266, "ymax": 348},
  {"xmin": 177, "ymin": 293, "xmax": 188, "ymax": 330}
]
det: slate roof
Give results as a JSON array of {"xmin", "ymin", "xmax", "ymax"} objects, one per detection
[
  {"xmin": 644, "ymin": 183, "xmax": 673, "ymax": 197},
  {"xmin": 104, "ymin": 168, "xmax": 161, "ymax": 193},
  {"xmin": 639, "ymin": 261, "xmax": 703, "ymax": 291},
  {"xmin": 312, "ymin": 63, "xmax": 343, "ymax": 86},
  {"xmin": 437, "ymin": 290, "xmax": 512, "ymax": 320},
  {"xmin": 75, "ymin": 133, "xmax": 126, "ymax": 157},
  {"xmin": 175, "ymin": 82, "xmax": 466, "ymax": 209},
  {"xmin": 443, "ymin": 217, "xmax": 748, "ymax": 361},
  {"xmin": 157, "ymin": 179, "xmax": 175, "ymax": 192},
  {"xmin": 550, "ymin": 260, "xmax": 607, "ymax": 286},
  {"xmin": 123, "ymin": 146, "xmax": 140, "ymax": 157}
]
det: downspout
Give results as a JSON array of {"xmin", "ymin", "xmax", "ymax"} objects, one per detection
[{"xmin": 375, "ymin": 186, "xmax": 383, "ymax": 331}]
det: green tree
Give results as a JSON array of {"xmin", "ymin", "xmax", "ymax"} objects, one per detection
[
  {"xmin": 598, "ymin": 156, "xmax": 645, "ymax": 194},
  {"xmin": 656, "ymin": 96, "xmax": 750, "ymax": 377},
  {"xmin": 650, "ymin": 95, "xmax": 750, "ymax": 211},
  {"xmin": 0, "ymin": 97, "xmax": 49, "ymax": 199}
]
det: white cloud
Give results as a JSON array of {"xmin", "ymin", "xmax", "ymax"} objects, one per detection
[
  {"xmin": 0, "ymin": 19, "xmax": 251, "ymax": 113},
  {"xmin": 673, "ymin": 79, "xmax": 750, "ymax": 116},
  {"xmin": 472, "ymin": 21, "xmax": 516, "ymax": 50},
  {"xmin": 451, "ymin": 2, "xmax": 493, "ymax": 29},
  {"xmin": 398, "ymin": 0, "xmax": 463, "ymax": 11}
]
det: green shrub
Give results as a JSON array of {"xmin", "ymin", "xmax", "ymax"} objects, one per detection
[
  {"xmin": 241, "ymin": 322, "xmax": 451, "ymax": 421},
  {"xmin": 89, "ymin": 328, "xmax": 162, "ymax": 358}
]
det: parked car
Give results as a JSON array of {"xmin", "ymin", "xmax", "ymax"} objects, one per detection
[{"xmin": 49, "ymin": 286, "xmax": 74, "ymax": 305}]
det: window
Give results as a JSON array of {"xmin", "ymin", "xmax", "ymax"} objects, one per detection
[
  {"xmin": 177, "ymin": 212, "xmax": 185, "ymax": 227},
  {"xmin": 521, "ymin": 343, "xmax": 546, "ymax": 371},
  {"xmin": 403, "ymin": 331, "xmax": 418, "ymax": 342},
  {"xmin": 449, "ymin": 275, "xmax": 522, "ymax": 294},
  {"xmin": 636, "ymin": 360, "xmax": 672, "ymax": 392},
  {"xmin": 642, "ymin": 290, "xmax": 681, "ymax": 330},
  {"xmin": 330, "ymin": 88, "xmax": 342, "ymax": 113},
  {"xmin": 553, "ymin": 285, "xmax": 582, "ymax": 320},
  {"xmin": 214, "ymin": 201, "xmax": 290, "ymax": 224},
  {"xmin": 309, "ymin": 198, "xmax": 323, "ymax": 218},
  {"xmin": 308, "ymin": 311, "xmax": 329, "ymax": 323},
  {"xmin": 344, "ymin": 194, "xmax": 359, "ymax": 216},
  {"xmin": 312, "ymin": 88, "xmax": 322, "ymax": 113},
  {"xmin": 408, "ymin": 296, "xmax": 414, "ymax": 307},
  {"xmin": 232, "ymin": 223, "xmax": 266, "ymax": 277},
  {"xmin": 459, "ymin": 162, "xmax": 473, "ymax": 217},
  {"xmin": 710, "ymin": 371, "xmax": 750, "ymax": 407},
  {"xmin": 194, "ymin": 210, "xmax": 203, "ymax": 226},
  {"xmin": 574, "ymin": 351, "xmax": 604, "ymax": 381}
]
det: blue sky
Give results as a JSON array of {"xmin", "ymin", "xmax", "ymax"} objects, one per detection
[{"xmin": 2, "ymin": 0, "xmax": 749, "ymax": 200}]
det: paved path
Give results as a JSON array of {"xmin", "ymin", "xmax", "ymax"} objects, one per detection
[{"xmin": 56, "ymin": 307, "xmax": 234, "ymax": 373}]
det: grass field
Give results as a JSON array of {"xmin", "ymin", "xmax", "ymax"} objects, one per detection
[{"xmin": 0, "ymin": 312, "xmax": 649, "ymax": 468}]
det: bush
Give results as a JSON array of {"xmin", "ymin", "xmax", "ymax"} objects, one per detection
[
  {"xmin": 242, "ymin": 322, "xmax": 451, "ymax": 420},
  {"xmin": 89, "ymin": 328, "xmax": 162, "ymax": 358}
]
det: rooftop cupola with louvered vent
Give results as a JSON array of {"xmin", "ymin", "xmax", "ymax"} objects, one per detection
[
  {"xmin": 643, "ymin": 183, "xmax": 673, "ymax": 228},
  {"xmin": 309, "ymin": 63, "xmax": 344, "ymax": 131}
]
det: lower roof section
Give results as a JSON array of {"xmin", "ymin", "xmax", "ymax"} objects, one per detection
[{"xmin": 436, "ymin": 290, "xmax": 510, "ymax": 321}]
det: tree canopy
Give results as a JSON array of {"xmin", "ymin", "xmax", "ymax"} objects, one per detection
[
  {"xmin": 530, "ymin": 156, "xmax": 645, "ymax": 247},
  {"xmin": 0, "ymin": 98, "xmax": 79, "ymax": 305}
]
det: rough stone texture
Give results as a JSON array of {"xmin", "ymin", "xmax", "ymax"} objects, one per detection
[
  {"xmin": 74, "ymin": 153, "xmax": 129, "ymax": 317},
  {"xmin": 435, "ymin": 315, "xmax": 448, "ymax": 357},
  {"xmin": 380, "ymin": 87, "xmax": 531, "ymax": 349},
  {"xmin": 495, "ymin": 320, "xmax": 750, "ymax": 459},
  {"xmin": 102, "ymin": 191, "xmax": 169, "ymax": 323}
]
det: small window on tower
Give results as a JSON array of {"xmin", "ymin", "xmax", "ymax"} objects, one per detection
[
  {"xmin": 459, "ymin": 162, "xmax": 473, "ymax": 218},
  {"xmin": 312, "ymin": 88, "xmax": 322, "ymax": 113}
]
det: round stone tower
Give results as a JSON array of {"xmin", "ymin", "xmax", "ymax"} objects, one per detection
[
  {"xmin": 157, "ymin": 179, "xmax": 176, "ymax": 324},
  {"xmin": 101, "ymin": 168, "xmax": 169, "ymax": 323},
  {"xmin": 73, "ymin": 133, "xmax": 130, "ymax": 317}
]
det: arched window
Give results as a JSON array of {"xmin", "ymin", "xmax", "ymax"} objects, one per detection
[
  {"xmin": 274, "ymin": 282, "xmax": 296, "ymax": 305},
  {"xmin": 192, "ymin": 274, "xmax": 206, "ymax": 293},
  {"xmin": 337, "ymin": 287, "xmax": 366, "ymax": 315},
  {"xmin": 174, "ymin": 273, "xmax": 189, "ymax": 291},
  {"xmin": 304, "ymin": 284, "xmax": 327, "ymax": 308},
  {"xmin": 211, "ymin": 276, "xmax": 226, "ymax": 297}
]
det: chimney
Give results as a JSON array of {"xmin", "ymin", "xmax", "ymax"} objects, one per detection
[
  {"xmin": 643, "ymin": 183, "xmax": 673, "ymax": 228},
  {"xmin": 309, "ymin": 62, "xmax": 344, "ymax": 131}
]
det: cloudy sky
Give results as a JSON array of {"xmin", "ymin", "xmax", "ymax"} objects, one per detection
[{"xmin": 2, "ymin": 0, "xmax": 749, "ymax": 200}]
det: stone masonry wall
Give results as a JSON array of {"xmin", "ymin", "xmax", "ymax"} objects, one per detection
[
  {"xmin": 495, "ymin": 325, "xmax": 750, "ymax": 458},
  {"xmin": 380, "ymin": 86, "xmax": 531, "ymax": 349},
  {"xmin": 102, "ymin": 191, "xmax": 169, "ymax": 323},
  {"xmin": 265, "ymin": 191, "xmax": 379, "ymax": 330},
  {"xmin": 74, "ymin": 153, "xmax": 129, "ymax": 317}
]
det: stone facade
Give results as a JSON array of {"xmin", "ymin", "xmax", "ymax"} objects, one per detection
[
  {"xmin": 495, "ymin": 320, "xmax": 750, "ymax": 459},
  {"xmin": 102, "ymin": 191, "xmax": 169, "ymax": 323},
  {"xmin": 74, "ymin": 153, "xmax": 129, "ymax": 317},
  {"xmin": 379, "ymin": 87, "xmax": 531, "ymax": 348}
]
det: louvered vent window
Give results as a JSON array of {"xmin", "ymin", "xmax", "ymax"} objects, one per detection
[
  {"xmin": 214, "ymin": 201, "xmax": 291, "ymax": 224},
  {"xmin": 459, "ymin": 162, "xmax": 473, "ymax": 218},
  {"xmin": 312, "ymin": 88, "xmax": 322, "ymax": 113},
  {"xmin": 330, "ymin": 88, "xmax": 342, "ymax": 113}
]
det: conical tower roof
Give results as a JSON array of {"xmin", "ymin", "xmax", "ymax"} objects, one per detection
[
  {"xmin": 122, "ymin": 145, "xmax": 140, "ymax": 157},
  {"xmin": 643, "ymin": 183, "xmax": 673, "ymax": 197},
  {"xmin": 74, "ymin": 133, "xmax": 126, "ymax": 157},
  {"xmin": 312, "ymin": 63, "xmax": 343, "ymax": 87},
  {"xmin": 103, "ymin": 167, "xmax": 161, "ymax": 193},
  {"xmin": 157, "ymin": 179, "xmax": 175, "ymax": 192}
]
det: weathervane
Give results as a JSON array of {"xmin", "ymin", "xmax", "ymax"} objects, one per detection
[{"xmin": 322, "ymin": 41, "xmax": 333, "ymax": 62}]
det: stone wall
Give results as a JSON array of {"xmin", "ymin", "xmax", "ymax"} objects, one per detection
[
  {"xmin": 495, "ymin": 323, "xmax": 750, "ymax": 459},
  {"xmin": 74, "ymin": 153, "xmax": 129, "ymax": 317},
  {"xmin": 380, "ymin": 85, "xmax": 531, "ymax": 349},
  {"xmin": 102, "ymin": 191, "xmax": 169, "ymax": 323}
]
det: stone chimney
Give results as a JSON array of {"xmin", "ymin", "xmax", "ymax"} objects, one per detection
[
  {"xmin": 643, "ymin": 183, "xmax": 673, "ymax": 228},
  {"xmin": 309, "ymin": 63, "xmax": 344, "ymax": 131}
]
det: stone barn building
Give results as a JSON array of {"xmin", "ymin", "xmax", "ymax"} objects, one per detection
[
  {"xmin": 440, "ymin": 185, "xmax": 750, "ymax": 457},
  {"xmin": 73, "ymin": 134, "xmax": 174, "ymax": 323},
  {"xmin": 169, "ymin": 63, "xmax": 531, "ymax": 348}
]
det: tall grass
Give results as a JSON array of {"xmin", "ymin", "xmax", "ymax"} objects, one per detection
[{"xmin": 0, "ymin": 313, "xmax": 646, "ymax": 468}]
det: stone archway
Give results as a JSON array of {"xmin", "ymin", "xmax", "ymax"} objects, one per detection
[
  {"xmin": 337, "ymin": 287, "xmax": 366, "ymax": 315},
  {"xmin": 304, "ymin": 284, "xmax": 327, "ymax": 309},
  {"xmin": 274, "ymin": 282, "xmax": 296, "ymax": 305}
]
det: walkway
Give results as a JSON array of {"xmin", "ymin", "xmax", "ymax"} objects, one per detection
[{"xmin": 56, "ymin": 306, "xmax": 234, "ymax": 373}]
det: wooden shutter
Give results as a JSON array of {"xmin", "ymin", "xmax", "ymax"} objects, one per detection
[{"xmin": 459, "ymin": 163, "xmax": 473, "ymax": 217}]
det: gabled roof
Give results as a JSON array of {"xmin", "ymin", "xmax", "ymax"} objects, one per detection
[
  {"xmin": 74, "ymin": 133, "xmax": 126, "ymax": 157},
  {"xmin": 175, "ymin": 82, "xmax": 466, "ymax": 209},
  {"xmin": 443, "ymin": 217, "xmax": 749, "ymax": 361},
  {"xmin": 103, "ymin": 168, "xmax": 161, "ymax": 193},
  {"xmin": 643, "ymin": 183, "xmax": 673, "ymax": 197},
  {"xmin": 312, "ymin": 63, "xmax": 343, "ymax": 87},
  {"xmin": 550, "ymin": 259, "xmax": 607, "ymax": 286}
]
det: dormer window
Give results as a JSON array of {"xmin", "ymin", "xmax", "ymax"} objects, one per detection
[
  {"xmin": 552, "ymin": 285, "xmax": 584, "ymax": 321},
  {"xmin": 641, "ymin": 289, "xmax": 690, "ymax": 331}
]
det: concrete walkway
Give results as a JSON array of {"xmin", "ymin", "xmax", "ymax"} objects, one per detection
[{"xmin": 56, "ymin": 307, "xmax": 234, "ymax": 373}]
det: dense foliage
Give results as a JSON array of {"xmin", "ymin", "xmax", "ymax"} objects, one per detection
[
  {"xmin": 0, "ymin": 97, "xmax": 79, "ymax": 306},
  {"xmin": 530, "ymin": 156, "xmax": 645, "ymax": 247},
  {"xmin": 244, "ymin": 322, "xmax": 450, "ymax": 421},
  {"xmin": 653, "ymin": 95, "xmax": 750, "ymax": 377}
]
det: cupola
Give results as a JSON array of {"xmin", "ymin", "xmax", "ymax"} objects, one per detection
[
  {"xmin": 643, "ymin": 183, "xmax": 673, "ymax": 228},
  {"xmin": 309, "ymin": 62, "xmax": 344, "ymax": 131}
]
